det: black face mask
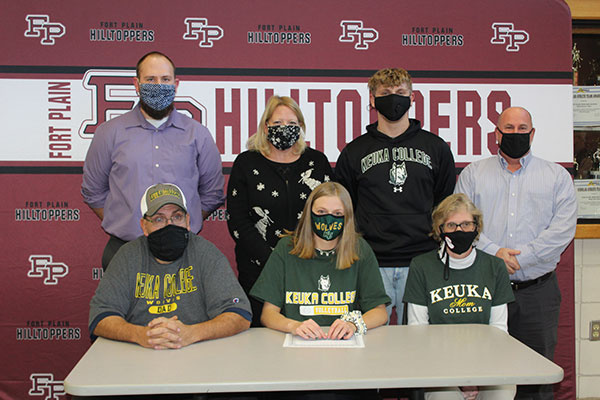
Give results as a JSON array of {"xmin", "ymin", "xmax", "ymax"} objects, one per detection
[
  {"xmin": 374, "ymin": 94, "xmax": 411, "ymax": 121},
  {"xmin": 147, "ymin": 224, "xmax": 189, "ymax": 262},
  {"xmin": 498, "ymin": 128, "xmax": 532, "ymax": 159},
  {"xmin": 440, "ymin": 230, "xmax": 478, "ymax": 256},
  {"xmin": 267, "ymin": 125, "xmax": 301, "ymax": 150}
]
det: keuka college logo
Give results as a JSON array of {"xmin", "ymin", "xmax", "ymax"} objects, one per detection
[
  {"xmin": 318, "ymin": 275, "xmax": 331, "ymax": 291},
  {"xmin": 389, "ymin": 162, "xmax": 408, "ymax": 193},
  {"xmin": 29, "ymin": 373, "xmax": 65, "ymax": 400},
  {"xmin": 27, "ymin": 255, "xmax": 69, "ymax": 285},
  {"xmin": 490, "ymin": 22, "xmax": 529, "ymax": 52},
  {"xmin": 339, "ymin": 20, "xmax": 378, "ymax": 50},
  {"xmin": 183, "ymin": 17, "xmax": 224, "ymax": 47},
  {"xmin": 24, "ymin": 15, "xmax": 66, "ymax": 45}
]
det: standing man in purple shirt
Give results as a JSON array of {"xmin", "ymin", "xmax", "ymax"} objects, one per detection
[{"xmin": 82, "ymin": 51, "xmax": 225, "ymax": 270}]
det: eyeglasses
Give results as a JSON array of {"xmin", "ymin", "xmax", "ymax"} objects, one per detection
[
  {"xmin": 144, "ymin": 211, "xmax": 186, "ymax": 228},
  {"xmin": 440, "ymin": 221, "xmax": 476, "ymax": 233}
]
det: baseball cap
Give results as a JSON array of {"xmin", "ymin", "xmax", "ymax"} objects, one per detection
[{"xmin": 140, "ymin": 183, "xmax": 187, "ymax": 217}]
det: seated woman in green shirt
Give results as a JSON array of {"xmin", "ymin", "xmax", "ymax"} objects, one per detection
[
  {"xmin": 251, "ymin": 181, "xmax": 390, "ymax": 340},
  {"xmin": 403, "ymin": 193, "xmax": 515, "ymax": 400}
]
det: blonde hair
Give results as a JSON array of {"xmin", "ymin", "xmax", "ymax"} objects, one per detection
[
  {"xmin": 431, "ymin": 193, "xmax": 483, "ymax": 242},
  {"xmin": 289, "ymin": 182, "xmax": 359, "ymax": 270},
  {"xmin": 368, "ymin": 68, "xmax": 413, "ymax": 94},
  {"xmin": 246, "ymin": 95, "xmax": 307, "ymax": 156}
]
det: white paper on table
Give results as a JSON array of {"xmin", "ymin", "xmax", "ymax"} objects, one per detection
[{"xmin": 283, "ymin": 333, "xmax": 365, "ymax": 348}]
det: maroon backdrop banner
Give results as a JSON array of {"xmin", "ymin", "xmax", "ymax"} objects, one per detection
[{"xmin": 0, "ymin": 1, "xmax": 574, "ymax": 399}]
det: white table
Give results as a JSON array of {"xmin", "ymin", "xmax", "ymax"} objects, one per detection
[{"xmin": 65, "ymin": 325, "xmax": 563, "ymax": 397}]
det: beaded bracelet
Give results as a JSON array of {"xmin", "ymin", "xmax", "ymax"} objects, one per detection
[{"xmin": 340, "ymin": 310, "xmax": 367, "ymax": 335}]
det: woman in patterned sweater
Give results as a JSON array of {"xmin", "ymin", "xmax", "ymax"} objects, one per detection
[{"xmin": 227, "ymin": 95, "xmax": 332, "ymax": 326}]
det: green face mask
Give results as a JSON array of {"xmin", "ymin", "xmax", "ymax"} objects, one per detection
[{"xmin": 311, "ymin": 211, "xmax": 344, "ymax": 241}]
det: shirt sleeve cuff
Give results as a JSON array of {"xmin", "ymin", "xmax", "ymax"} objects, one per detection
[
  {"xmin": 515, "ymin": 247, "xmax": 536, "ymax": 269},
  {"xmin": 223, "ymin": 307, "xmax": 252, "ymax": 322},
  {"xmin": 88, "ymin": 311, "xmax": 122, "ymax": 341}
]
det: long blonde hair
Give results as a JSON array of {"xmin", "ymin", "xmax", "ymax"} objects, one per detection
[
  {"xmin": 289, "ymin": 182, "xmax": 359, "ymax": 270},
  {"xmin": 246, "ymin": 95, "xmax": 307, "ymax": 156}
]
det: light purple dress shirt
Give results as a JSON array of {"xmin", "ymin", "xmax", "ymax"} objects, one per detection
[
  {"xmin": 81, "ymin": 104, "xmax": 225, "ymax": 241},
  {"xmin": 455, "ymin": 152, "xmax": 577, "ymax": 282}
]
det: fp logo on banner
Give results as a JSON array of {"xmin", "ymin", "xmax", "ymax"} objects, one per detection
[
  {"xmin": 79, "ymin": 69, "xmax": 206, "ymax": 138},
  {"xmin": 29, "ymin": 373, "xmax": 65, "ymax": 400},
  {"xmin": 183, "ymin": 17, "xmax": 224, "ymax": 48},
  {"xmin": 339, "ymin": 20, "xmax": 378, "ymax": 50},
  {"xmin": 490, "ymin": 22, "xmax": 529, "ymax": 52},
  {"xmin": 27, "ymin": 255, "xmax": 69, "ymax": 285},
  {"xmin": 24, "ymin": 15, "xmax": 66, "ymax": 45}
]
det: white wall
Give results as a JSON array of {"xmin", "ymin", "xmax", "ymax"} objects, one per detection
[{"xmin": 575, "ymin": 238, "xmax": 600, "ymax": 398}]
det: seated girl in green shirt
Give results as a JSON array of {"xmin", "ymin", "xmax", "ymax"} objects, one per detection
[{"xmin": 251, "ymin": 181, "xmax": 390, "ymax": 340}]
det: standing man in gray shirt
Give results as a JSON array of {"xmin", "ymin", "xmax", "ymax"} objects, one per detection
[
  {"xmin": 89, "ymin": 183, "xmax": 251, "ymax": 349},
  {"xmin": 456, "ymin": 106, "xmax": 577, "ymax": 399}
]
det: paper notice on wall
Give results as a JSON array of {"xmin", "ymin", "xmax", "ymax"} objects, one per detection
[
  {"xmin": 575, "ymin": 180, "xmax": 600, "ymax": 218},
  {"xmin": 574, "ymin": 87, "xmax": 600, "ymax": 127}
]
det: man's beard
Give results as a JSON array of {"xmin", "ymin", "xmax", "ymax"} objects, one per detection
[{"xmin": 139, "ymin": 99, "xmax": 174, "ymax": 120}]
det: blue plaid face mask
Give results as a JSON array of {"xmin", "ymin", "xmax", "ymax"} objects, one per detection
[{"xmin": 139, "ymin": 83, "xmax": 176, "ymax": 111}]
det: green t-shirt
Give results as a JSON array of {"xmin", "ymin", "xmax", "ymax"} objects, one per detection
[
  {"xmin": 403, "ymin": 249, "xmax": 514, "ymax": 325},
  {"xmin": 250, "ymin": 236, "xmax": 390, "ymax": 326}
]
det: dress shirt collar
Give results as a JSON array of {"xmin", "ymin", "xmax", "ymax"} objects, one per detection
[
  {"xmin": 497, "ymin": 150, "xmax": 533, "ymax": 172},
  {"xmin": 126, "ymin": 103, "xmax": 186, "ymax": 131}
]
